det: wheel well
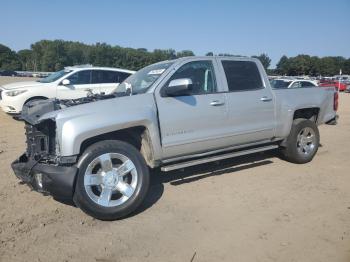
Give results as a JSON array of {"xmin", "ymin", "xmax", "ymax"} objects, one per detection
[
  {"xmin": 293, "ymin": 108, "xmax": 320, "ymax": 122},
  {"xmin": 24, "ymin": 96, "xmax": 49, "ymax": 105},
  {"xmin": 79, "ymin": 126, "xmax": 155, "ymax": 167}
]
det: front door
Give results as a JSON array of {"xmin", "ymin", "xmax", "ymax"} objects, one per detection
[
  {"xmin": 155, "ymin": 60, "xmax": 229, "ymax": 159},
  {"xmin": 56, "ymin": 70, "xmax": 99, "ymax": 99}
]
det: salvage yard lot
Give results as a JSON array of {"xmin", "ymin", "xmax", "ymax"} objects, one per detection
[{"xmin": 0, "ymin": 76, "xmax": 350, "ymax": 262}]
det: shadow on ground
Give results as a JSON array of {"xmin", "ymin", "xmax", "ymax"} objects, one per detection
[
  {"xmin": 132, "ymin": 150, "xmax": 275, "ymax": 216},
  {"xmin": 54, "ymin": 151, "xmax": 276, "ymax": 217}
]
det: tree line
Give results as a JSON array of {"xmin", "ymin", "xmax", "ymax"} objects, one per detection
[
  {"xmin": 275, "ymin": 55, "xmax": 350, "ymax": 76},
  {"xmin": 0, "ymin": 40, "xmax": 195, "ymax": 72},
  {"xmin": 0, "ymin": 40, "xmax": 349, "ymax": 76}
]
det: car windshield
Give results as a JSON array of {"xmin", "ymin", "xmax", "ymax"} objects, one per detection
[
  {"xmin": 270, "ymin": 79, "xmax": 291, "ymax": 89},
  {"xmin": 38, "ymin": 69, "xmax": 71, "ymax": 83},
  {"xmin": 115, "ymin": 61, "xmax": 173, "ymax": 94}
]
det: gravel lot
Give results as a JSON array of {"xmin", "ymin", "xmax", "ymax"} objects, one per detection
[{"xmin": 0, "ymin": 76, "xmax": 349, "ymax": 262}]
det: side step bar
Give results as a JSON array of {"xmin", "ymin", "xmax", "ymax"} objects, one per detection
[{"xmin": 161, "ymin": 145, "xmax": 278, "ymax": 172}]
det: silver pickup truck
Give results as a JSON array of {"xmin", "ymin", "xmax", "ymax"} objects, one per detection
[{"xmin": 12, "ymin": 56, "xmax": 338, "ymax": 220}]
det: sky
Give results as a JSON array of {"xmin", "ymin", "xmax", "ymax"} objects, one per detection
[{"xmin": 1, "ymin": 0, "xmax": 349, "ymax": 67}]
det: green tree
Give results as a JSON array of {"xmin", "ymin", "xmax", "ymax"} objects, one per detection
[
  {"xmin": 0, "ymin": 44, "xmax": 21, "ymax": 70},
  {"xmin": 276, "ymin": 55, "xmax": 289, "ymax": 75},
  {"xmin": 17, "ymin": 49, "xmax": 34, "ymax": 71},
  {"xmin": 176, "ymin": 50, "xmax": 195, "ymax": 58},
  {"xmin": 252, "ymin": 53, "xmax": 271, "ymax": 70}
]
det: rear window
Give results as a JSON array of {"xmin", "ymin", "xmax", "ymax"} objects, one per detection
[{"xmin": 221, "ymin": 61, "xmax": 263, "ymax": 91}]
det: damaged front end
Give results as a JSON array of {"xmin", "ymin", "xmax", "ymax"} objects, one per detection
[
  {"xmin": 12, "ymin": 93, "xmax": 122, "ymax": 199},
  {"xmin": 12, "ymin": 99, "xmax": 78, "ymax": 199}
]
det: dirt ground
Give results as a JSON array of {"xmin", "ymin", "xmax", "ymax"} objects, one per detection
[{"xmin": 0, "ymin": 76, "xmax": 349, "ymax": 262}]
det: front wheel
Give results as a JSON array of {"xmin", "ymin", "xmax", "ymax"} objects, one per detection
[
  {"xmin": 280, "ymin": 118, "xmax": 320, "ymax": 164},
  {"xmin": 73, "ymin": 140, "xmax": 150, "ymax": 220}
]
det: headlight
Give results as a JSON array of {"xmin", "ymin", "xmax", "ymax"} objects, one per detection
[{"xmin": 6, "ymin": 89, "xmax": 28, "ymax": 96}]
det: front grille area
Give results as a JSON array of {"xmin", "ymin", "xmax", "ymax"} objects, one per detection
[{"xmin": 25, "ymin": 120, "xmax": 56, "ymax": 160}]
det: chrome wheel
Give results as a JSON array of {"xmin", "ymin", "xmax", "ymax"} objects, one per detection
[
  {"xmin": 296, "ymin": 127, "xmax": 316, "ymax": 155},
  {"xmin": 84, "ymin": 153, "xmax": 137, "ymax": 207}
]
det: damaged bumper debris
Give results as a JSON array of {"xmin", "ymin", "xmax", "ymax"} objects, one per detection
[{"xmin": 12, "ymin": 154, "xmax": 77, "ymax": 199}]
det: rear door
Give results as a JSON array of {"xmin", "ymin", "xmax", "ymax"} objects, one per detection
[
  {"xmin": 217, "ymin": 58, "xmax": 276, "ymax": 145},
  {"xmin": 155, "ymin": 59, "xmax": 229, "ymax": 158},
  {"xmin": 93, "ymin": 70, "xmax": 117, "ymax": 95},
  {"xmin": 96, "ymin": 70, "xmax": 132, "ymax": 95}
]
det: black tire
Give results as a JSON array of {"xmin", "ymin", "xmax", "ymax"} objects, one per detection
[
  {"xmin": 280, "ymin": 118, "xmax": 320, "ymax": 164},
  {"xmin": 73, "ymin": 140, "xmax": 150, "ymax": 220}
]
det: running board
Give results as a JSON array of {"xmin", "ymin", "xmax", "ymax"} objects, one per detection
[{"xmin": 161, "ymin": 145, "xmax": 278, "ymax": 172}]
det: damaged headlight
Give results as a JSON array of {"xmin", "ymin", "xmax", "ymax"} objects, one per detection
[{"xmin": 6, "ymin": 89, "xmax": 27, "ymax": 96}]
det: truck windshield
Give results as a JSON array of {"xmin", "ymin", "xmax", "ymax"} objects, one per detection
[
  {"xmin": 270, "ymin": 79, "xmax": 291, "ymax": 89},
  {"xmin": 115, "ymin": 61, "xmax": 173, "ymax": 94},
  {"xmin": 38, "ymin": 69, "xmax": 71, "ymax": 83}
]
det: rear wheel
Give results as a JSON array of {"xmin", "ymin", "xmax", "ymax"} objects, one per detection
[
  {"xmin": 73, "ymin": 140, "xmax": 150, "ymax": 220},
  {"xmin": 280, "ymin": 118, "xmax": 320, "ymax": 164}
]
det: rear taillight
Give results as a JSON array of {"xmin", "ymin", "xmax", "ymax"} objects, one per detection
[{"xmin": 334, "ymin": 92, "xmax": 339, "ymax": 111}]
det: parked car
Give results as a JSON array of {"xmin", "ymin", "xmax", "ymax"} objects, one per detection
[
  {"xmin": 270, "ymin": 79, "xmax": 317, "ymax": 89},
  {"xmin": 319, "ymin": 80, "xmax": 347, "ymax": 91},
  {"xmin": 0, "ymin": 70, "xmax": 17, "ymax": 76},
  {"xmin": 0, "ymin": 66, "xmax": 135, "ymax": 114},
  {"xmin": 345, "ymin": 85, "xmax": 350, "ymax": 93},
  {"xmin": 12, "ymin": 57, "xmax": 338, "ymax": 220}
]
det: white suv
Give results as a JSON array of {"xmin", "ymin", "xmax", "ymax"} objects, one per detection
[
  {"xmin": 270, "ymin": 79, "xmax": 318, "ymax": 89},
  {"xmin": 0, "ymin": 65, "xmax": 135, "ymax": 114}
]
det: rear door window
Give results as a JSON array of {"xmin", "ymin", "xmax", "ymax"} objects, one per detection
[
  {"xmin": 117, "ymin": 72, "xmax": 132, "ymax": 83},
  {"xmin": 92, "ymin": 70, "xmax": 132, "ymax": 84},
  {"xmin": 221, "ymin": 61, "xmax": 263, "ymax": 92},
  {"xmin": 92, "ymin": 70, "xmax": 118, "ymax": 84},
  {"xmin": 67, "ymin": 70, "xmax": 92, "ymax": 85}
]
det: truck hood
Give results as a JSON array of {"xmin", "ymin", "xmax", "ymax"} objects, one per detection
[
  {"xmin": 1, "ymin": 81, "xmax": 46, "ymax": 90},
  {"xmin": 21, "ymin": 93, "xmax": 154, "ymax": 125}
]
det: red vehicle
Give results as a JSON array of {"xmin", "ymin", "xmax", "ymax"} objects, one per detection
[{"xmin": 319, "ymin": 80, "xmax": 347, "ymax": 91}]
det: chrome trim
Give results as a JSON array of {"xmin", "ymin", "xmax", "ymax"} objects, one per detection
[
  {"xmin": 162, "ymin": 139, "xmax": 280, "ymax": 164},
  {"xmin": 161, "ymin": 145, "xmax": 278, "ymax": 172}
]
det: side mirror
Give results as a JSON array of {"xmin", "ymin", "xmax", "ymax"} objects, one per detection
[
  {"xmin": 165, "ymin": 78, "xmax": 193, "ymax": 96},
  {"xmin": 61, "ymin": 79, "xmax": 70, "ymax": 85}
]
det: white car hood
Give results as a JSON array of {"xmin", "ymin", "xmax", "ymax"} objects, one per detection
[{"xmin": 1, "ymin": 81, "xmax": 46, "ymax": 90}]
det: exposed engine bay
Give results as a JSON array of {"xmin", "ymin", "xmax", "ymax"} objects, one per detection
[
  {"xmin": 19, "ymin": 92, "xmax": 129, "ymax": 164},
  {"xmin": 20, "ymin": 92, "xmax": 128, "ymax": 125}
]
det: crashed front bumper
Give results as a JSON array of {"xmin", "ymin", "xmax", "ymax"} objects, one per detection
[{"xmin": 11, "ymin": 153, "xmax": 78, "ymax": 199}]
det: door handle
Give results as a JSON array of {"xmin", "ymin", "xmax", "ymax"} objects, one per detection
[
  {"xmin": 210, "ymin": 100, "xmax": 225, "ymax": 106},
  {"xmin": 260, "ymin": 96, "xmax": 272, "ymax": 102}
]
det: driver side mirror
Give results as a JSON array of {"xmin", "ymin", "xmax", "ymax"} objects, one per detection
[
  {"xmin": 165, "ymin": 78, "xmax": 193, "ymax": 96},
  {"xmin": 61, "ymin": 79, "xmax": 70, "ymax": 86}
]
